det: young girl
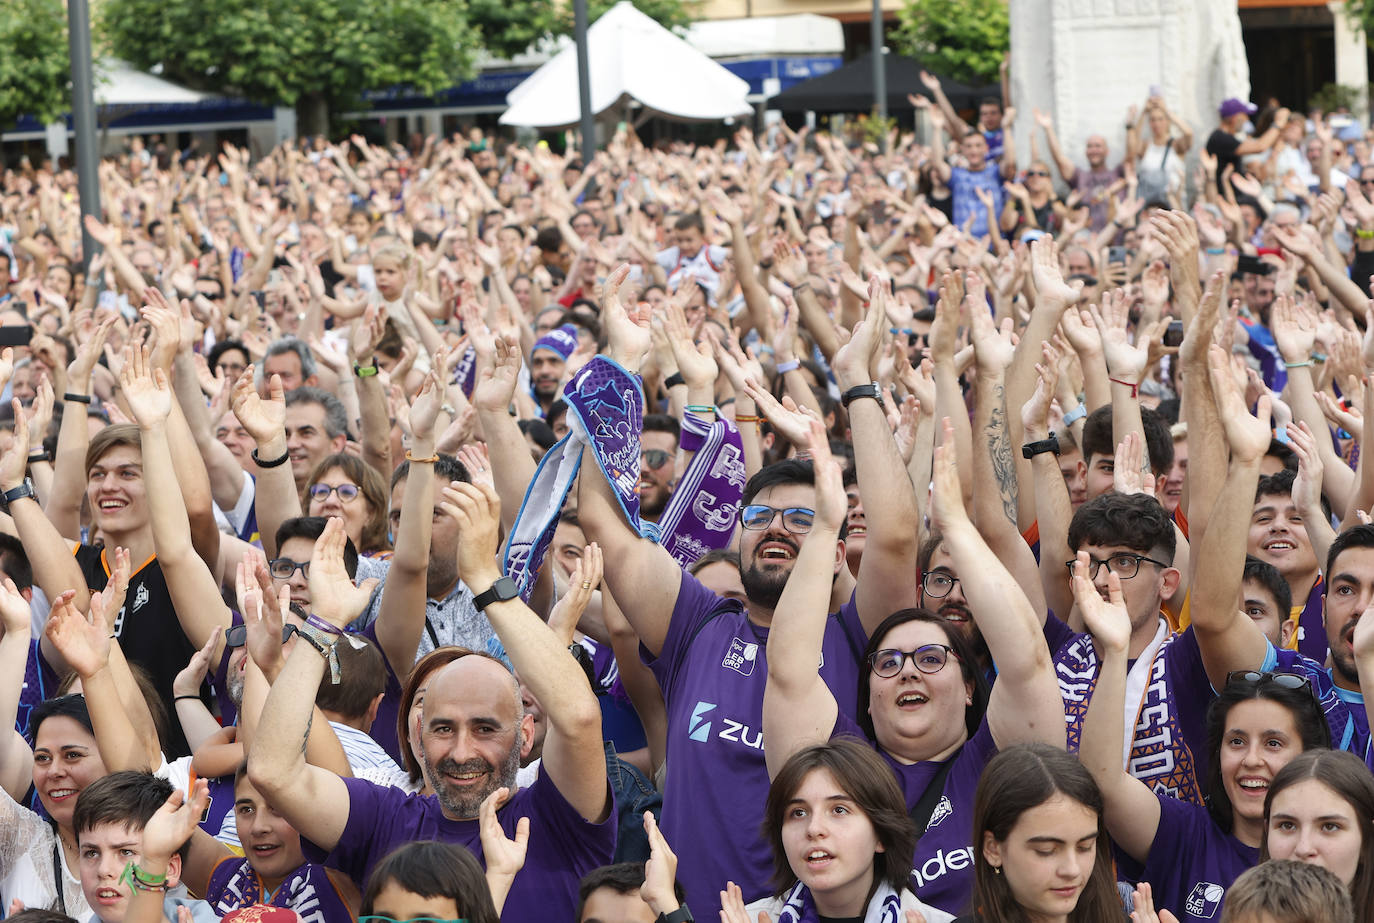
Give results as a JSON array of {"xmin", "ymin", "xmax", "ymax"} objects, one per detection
[
  {"xmin": 1261, "ymin": 748, "xmax": 1374, "ymax": 908},
  {"xmin": 957, "ymin": 743, "xmax": 1122, "ymax": 923},
  {"xmin": 1075, "ymin": 559, "xmax": 1331, "ymax": 922},
  {"xmin": 722, "ymin": 740, "xmax": 953, "ymax": 923},
  {"xmin": 359, "ymin": 842, "xmax": 500, "ymax": 923}
]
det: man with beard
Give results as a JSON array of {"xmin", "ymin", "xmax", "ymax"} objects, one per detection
[
  {"xmin": 574, "ymin": 267, "xmax": 919, "ymax": 907},
  {"xmin": 250, "ymin": 494, "xmax": 613, "ymax": 923},
  {"xmin": 639, "ymin": 414, "xmax": 679, "ymax": 524},
  {"xmin": 530, "ymin": 324, "xmax": 579, "ymax": 418}
]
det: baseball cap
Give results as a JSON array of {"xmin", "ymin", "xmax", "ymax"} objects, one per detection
[{"xmin": 1219, "ymin": 98, "xmax": 1257, "ymax": 119}]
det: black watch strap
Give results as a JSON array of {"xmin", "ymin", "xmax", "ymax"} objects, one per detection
[
  {"xmin": 840, "ymin": 382, "xmax": 882, "ymax": 409},
  {"xmin": 657, "ymin": 906, "xmax": 693, "ymax": 923},
  {"xmin": 2, "ymin": 480, "xmax": 35, "ymax": 506},
  {"xmin": 663, "ymin": 372, "xmax": 686, "ymax": 389},
  {"xmin": 1021, "ymin": 433, "xmax": 1061, "ymax": 459},
  {"xmin": 472, "ymin": 576, "xmax": 519, "ymax": 611}
]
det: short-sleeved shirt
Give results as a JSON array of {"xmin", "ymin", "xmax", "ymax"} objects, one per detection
[
  {"xmin": 1072, "ymin": 165, "xmax": 1125, "ymax": 232},
  {"xmin": 303, "ymin": 764, "xmax": 614, "ymax": 922},
  {"xmin": 1206, "ymin": 130, "xmax": 1244, "ymax": 178},
  {"xmin": 949, "ymin": 164, "xmax": 1003, "ymax": 239},
  {"xmin": 646, "ymin": 572, "xmax": 868, "ymax": 908},
  {"xmin": 1136, "ymin": 795, "xmax": 1257, "ymax": 922},
  {"xmin": 207, "ymin": 857, "xmax": 355, "ymax": 923},
  {"xmin": 830, "ymin": 715, "xmax": 997, "ymax": 918},
  {"xmin": 1270, "ymin": 645, "xmax": 1368, "ymax": 757},
  {"xmin": 74, "ymin": 546, "xmax": 199, "ymax": 757}
]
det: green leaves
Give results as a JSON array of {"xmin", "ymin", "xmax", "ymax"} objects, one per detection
[
  {"xmin": 0, "ymin": 0, "xmax": 70, "ymax": 130},
  {"xmin": 893, "ymin": 0, "xmax": 1008, "ymax": 86},
  {"xmin": 97, "ymin": 0, "xmax": 477, "ymax": 130}
]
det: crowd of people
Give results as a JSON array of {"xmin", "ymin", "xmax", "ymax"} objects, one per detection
[{"xmin": 2, "ymin": 81, "xmax": 1374, "ymax": 923}]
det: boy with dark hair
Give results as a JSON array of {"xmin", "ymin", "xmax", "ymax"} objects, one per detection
[
  {"xmin": 655, "ymin": 214, "xmax": 727, "ymax": 296},
  {"xmin": 1249, "ymin": 467, "xmax": 1327, "ymax": 660},
  {"xmin": 1078, "ymin": 404, "xmax": 1175, "ymax": 501},
  {"xmin": 577, "ymin": 863, "xmax": 685, "ymax": 923}
]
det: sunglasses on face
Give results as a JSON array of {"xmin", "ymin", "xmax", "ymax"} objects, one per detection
[
  {"xmin": 224, "ymin": 624, "xmax": 297, "ymax": 648},
  {"xmin": 740, "ymin": 504, "xmax": 815, "ymax": 534},
  {"xmin": 867, "ymin": 644, "xmax": 959, "ymax": 678},
  {"xmin": 641, "ymin": 449, "xmax": 673, "ymax": 469},
  {"xmin": 308, "ymin": 483, "xmax": 360, "ymax": 502},
  {"xmin": 1025, "ymin": 170, "xmax": 1051, "ymax": 178}
]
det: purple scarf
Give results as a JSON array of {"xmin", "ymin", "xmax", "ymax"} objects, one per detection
[{"xmin": 656, "ymin": 409, "xmax": 744, "ymax": 567}]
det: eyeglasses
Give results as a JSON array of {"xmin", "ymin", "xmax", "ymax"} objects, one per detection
[
  {"xmin": 921, "ymin": 571, "xmax": 961, "ymax": 599},
  {"xmin": 224, "ymin": 624, "xmax": 297, "ymax": 648},
  {"xmin": 1225, "ymin": 670, "xmax": 1312, "ymax": 692},
  {"xmin": 360, "ymin": 917, "xmax": 467, "ymax": 923},
  {"xmin": 268, "ymin": 558, "xmax": 310, "ymax": 580},
  {"xmin": 1025, "ymin": 170, "xmax": 1051, "ymax": 178},
  {"xmin": 740, "ymin": 504, "xmax": 815, "ymax": 534},
  {"xmin": 868, "ymin": 644, "xmax": 959, "ymax": 678},
  {"xmin": 1063, "ymin": 552, "xmax": 1169, "ymax": 580},
  {"xmin": 641, "ymin": 448, "xmax": 673, "ymax": 469},
  {"xmin": 308, "ymin": 483, "xmax": 360, "ymax": 502}
]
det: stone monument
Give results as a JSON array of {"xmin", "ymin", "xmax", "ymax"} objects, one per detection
[{"xmin": 1010, "ymin": 0, "xmax": 1251, "ymax": 177}]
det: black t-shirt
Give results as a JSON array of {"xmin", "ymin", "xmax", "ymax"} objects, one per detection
[
  {"xmin": 74, "ymin": 545, "xmax": 198, "ymax": 757},
  {"xmin": 1205, "ymin": 129, "xmax": 1243, "ymax": 178}
]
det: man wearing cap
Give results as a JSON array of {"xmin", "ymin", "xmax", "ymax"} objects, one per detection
[
  {"xmin": 531, "ymin": 324, "xmax": 579, "ymax": 418},
  {"xmin": 1206, "ymin": 98, "xmax": 1291, "ymax": 178}
]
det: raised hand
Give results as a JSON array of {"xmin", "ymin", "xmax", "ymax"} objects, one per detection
[
  {"xmin": 741, "ymin": 379, "xmax": 817, "ymax": 448},
  {"xmin": 230, "ymin": 370, "xmax": 287, "ymax": 447},
  {"xmin": 1021, "ymin": 343, "xmax": 1061, "ymax": 434},
  {"xmin": 140, "ymin": 780, "xmax": 211, "ymax": 864},
  {"xmin": 0, "ymin": 576, "xmax": 30, "ymax": 637},
  {"xmin": 141, "ymin": 288, "xmax": 183, "ymax": 373},
  {"xmin": 44, "ymin": 589, "xmax": 111, "ymax": 679},
  {"xmin": 662, "ymin": 298, "xmax": 716, "ymax": 389},
  {"xmin": 471, "ymin": 332, "xmax": 523, "ymax": 414},
  {"xmin": 928, "ymin": 420, "xmax": 968, "ymax": 534},
  {"xmin": 173, "ymin": 628, "xmax": 221, "ymax": 699},
  {"xmin": 1130, "ymin": 882, "xmax": 1182, "ymax": 923},
  {"xmin": 1112, "ymin": 433, "xmax": 1148, "ymax": 497},
  {"xmin": 479, "ymin": 786, "xmax": 529, "ymax": 881},
  {"xmin": 118, "ymin": 344, "xmax": 173, "ymax": 428},
  {"xmin": 641, "ymin": 811, "xmax": 683, "ymax": 916},
  {"xmin": 968, "ymin": 272, "xmax": 1015, "ymax": 374},
  {"xmin": 1269, "ymin": 294, "xmax": 1317, "ymax": 365},
  {"xmin": 237, "ymin": 556, "xmax": 291, "ymax": 675},
  {"xmin": 438, "ymin": 481, "xmax": 504, "ymax": 587},
  {"xmin": 1070, "ymin": 551, "xmax": 1131, "ymax": 655},
  {"xmin": 1091, "ymin": 289, "xmax": 1148, "ymax": 380},
  {"xmin": 1030, "ymin": 237, "xmax": 1082, "ymax": 308},
  {"xmin": 307, "ymin": 517, "xmax": 380, "ymax": 629},
  {"xmin": 409, "ymin": 363, "xmax": 449, "ymax": 446},
  {"xmin": 601, "ymin": 264, "xmax": 652, "ymax": 372},
  {"xmin": 1206, "ymin": 344, "xmax": 1272, "ymax": 463},
  {"xmin": 548, "ymin": 543, "xmax": 603, "ymax": 646}
]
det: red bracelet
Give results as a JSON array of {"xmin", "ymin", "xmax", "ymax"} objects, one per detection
[{"xmin": 1108, "ymin": 377, "xmax": 1139, "ymax": 398}]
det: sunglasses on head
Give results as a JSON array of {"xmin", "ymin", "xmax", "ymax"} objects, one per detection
[{"xmin": 1224, "ymin": 670, "xmax": 1311, "ymax": 693}]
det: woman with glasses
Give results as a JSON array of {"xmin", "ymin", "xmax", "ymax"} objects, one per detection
[
  {"xmin": 303, "ymin": 453, "xmax": 392, "ymax": 556},
  {"xmin": 1003, "ymin": 161, "xmax": 1063, "ymax": 235},
  {"xmin": 1261, "ymin": 749, "xmax": 1374, "ymax": 909},
  {"xmin": 761, "ymin": 429, "xmax": 1064, "ymax": 916},
  {"xmin": 1075, "ymin": 557, "xmax": 1331, "ymax": 922}
]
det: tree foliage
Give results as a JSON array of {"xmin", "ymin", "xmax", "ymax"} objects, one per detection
[
  {"xmin": 0, "ymin": 0, "xmax": 70, "ymax": 130},
  {"xmin": 893, "ymin": 0, "xmax": 1008, "ymax": 86},
  {"xmin": 468, "ymin": 0, "xmax": 695, "ymax": 60},
  {"xmin": 97, "ymin": 0, "xmax": 477, "ymax": 134}
]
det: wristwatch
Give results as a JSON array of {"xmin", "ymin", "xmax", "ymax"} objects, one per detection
[
  {"xmin": 656, "ymin": 907, "xmax": 693, "ymax": 923},
  {"xmin": 472, "ymin": 576, "xmax": 520, "ymax": 611},
  {"xmin": 840, "ymin": 382, "xmax": 882, "ymax": 409},
  {"xmin": 2, "ymin": 479, "xmax": 36, "ymax": 508},
  {"xmin": 1021, "ymin": 434, "xmax": 1061, "ymax": 459}
]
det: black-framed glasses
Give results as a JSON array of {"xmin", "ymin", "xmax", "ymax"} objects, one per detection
[
  {"xmin": 1225, "ymin": 670, "xmax": 1312, "ymax": 692},
  {"xmin": 268, "ymin": 558, "xmax": 310, "ymax": 580},
  {"xmin": 921, "ymin": 571, "xmax": 961, "ymax": 599},
  {"xmin": 1064, "ymin": 552, "xmax": 1169, "ymax": 580},
  {"xmin": 740, "ymin": 504, "xmax": 815, "ymax": 534},
  {"xmin": 641, "ymin": 448, "xmax": 673, "ymax": 469},
  {"xmin": 868, "ymin": 644, "xmax": 959, "ymax": 678},
  {"xmin": 308, "ymin": 483, "xmax": 360, "ymax": 502},
  {"xmin": 224, "ymin": 624, "xmax": 297, "ymax": 648}
]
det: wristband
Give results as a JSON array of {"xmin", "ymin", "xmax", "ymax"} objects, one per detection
[
  {"xmin": 405, "ymin": 450, "xmax": 440, "ymax": 464},
  {"xmin": 121, "ymin": 862, "xmax": 168, "ymax": 893},
  {"xmin": 663, "ymin": 372, "xmax": 686, "ymax": 389},
  {"xmin": 174, "ymin": 694, "xmax": 202, "ymax": 704},
  {"xmin": 1311, "ymin": 352, "xmax": 1328, "ymax": 363},
  {"xmin": 1205, "ymin": 247, "xmax": 1225, "ymax": 255},
  {"xmin": 1060, "ymin": 401, "xmax": 1088, "ymax": 426},
  {"xmin": 251, "ymin": 447, "xmax": 290, "ymax": 468},
  {"xmin": 304, "ymin": 613, "xmax": 343, "ymax": 636},
  {"xmin": 840, "ymin": 382, "xmax": 882, "ymax": 409},
  {"xmin": 685, "ymin": 404, "xmax": 716, "ymax": 417},
  {"xmin": 734, "ymin": 414, "xmax": 760, "ymax": 424},
  {"xmin": 63, "ymin": 392, "xmax": 92, "ymax": 404},
  {"xmin": 1284, "ymin": 360, "xmax": 1313, "ymax": 369},
  {"xmin": 1357, "ymin": 228, "xmax": 1374, "ymax": 240},
  {"xmin": 354, "ymin": 358, "xmax": 379, "ymax": 378},
  {"xmin": 1108, "ymin": 376, "xmax": 1139, "ymax": 398},
  {"xmin": 775, "ymin": 359, "xmax": 800, "ymax": 374},
  {"xmin": 28, "ymin": 449, "xmax": 51, "ymax": 463}
]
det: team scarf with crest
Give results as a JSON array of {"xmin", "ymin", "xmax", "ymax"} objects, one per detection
[
  {"xmin": 769, "ymin": 881, "xmax": 905, "ymax": 923},
  {"xmin": 655, "ymin": 407, "xmax": 745, "ymax": 567},
  {"xmin": 1057, "ymin": 618, "xmax": 1203, "ymax": 805}
]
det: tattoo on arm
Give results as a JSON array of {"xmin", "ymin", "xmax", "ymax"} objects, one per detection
[{"xmin": 988, "ymin": 383, "xmax": 1019, "ymax": 525}]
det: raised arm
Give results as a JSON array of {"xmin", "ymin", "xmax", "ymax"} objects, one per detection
[
  {"xmin": 248, "ymin": 519, "xmax": 373, "ymax": 851},
  {"xmin": 932, "ymin": 421, "xmax": 1064, "ymax": 749},
  {"xmin": 348, "ymin": 304, "xmax": 393, "ymax": 479},
  {"xmin": 919, "ymin": 71, "xmax": 971, "ymax": 141},
  {"xmin": 835, "ymin": 278, "xmax": 922, "ymax": 631},
  {"xmin": 575, "ymin": 266, "xmax": 684, "ymax": 657},
  {"xmin": 442, "ymin": 480, "xmax": 610, "ymax": 822},
  {"xmin": 0, "ymin": 578, "xmax": 34, "ymax": 801},
  {"xmin": 762, "ymin": 419, "xmax": 845, "ymax": 778},
  {"xmin": 1188, "ymin": 346, "xmax": 1275, "ymax": 688},
  {"xmin": 231, "ymin": 372, "xmax": 300, "ymax": 560},
  {"xmin": 1093, "ymin": 289, "xmax": 1158, "ymax": 492},
  {"xmin": 1073, "ymin": 554, "xmax": 1162, "ymax": 863},
  {"xmin": 1022, "ymin": 346, "xmax": 1075, "ymax": 620},
  {"xmin": 1034, "ymin": 110, "xmax": 1078, "ymax": 185}
]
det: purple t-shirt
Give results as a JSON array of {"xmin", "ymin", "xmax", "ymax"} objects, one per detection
[
  {"xmin": 646, "ymin": 572, "xmax": 868, "ymax": 908},
  {"xmin": 207, "ymin": 856, "xmax": 354, "ymax": 923},
  {"xmin": 358, "ymin": 622, "xmax": 405, "ymax": 765},
  {"xmin": 302, "ymin": 764, "xmax": 614, "ymax": 922},
  {"xmin": 1292, "ymin": 578, "xmax": 1327, "ymax": 664},
  {"xmin": 1137, "ymin": 794, "xmax": 1257, "ymax": 921},
  {"xmin": 831, "ymin": 714, "xmax": 996, "ymax": 917}
]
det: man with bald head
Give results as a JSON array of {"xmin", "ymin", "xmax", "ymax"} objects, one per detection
[
  {"xmin": 250, "ymin": 497, "xmax": 614, "ymax": 922},
  {"xmin": 1036, "ymin": 111, "xmax": 1125, "ymax": 232}
]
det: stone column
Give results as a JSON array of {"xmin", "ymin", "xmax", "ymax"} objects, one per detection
[{"xmin": 1330, "ymin": 2, "xmax": 1369, "ymax": 121}]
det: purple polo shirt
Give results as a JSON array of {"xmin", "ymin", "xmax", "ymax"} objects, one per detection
[
  {"xmin": 303, "ymin": 764, "xmax": 615, "ymax": 923},
  {"xmin": 646, "ymin": 573, "xmax": 868, "ymax": 908}
]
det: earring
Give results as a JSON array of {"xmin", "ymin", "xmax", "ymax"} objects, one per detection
[{"xmin": 991, "ymin": 865, "xmax": 1001, "ymax": 875}]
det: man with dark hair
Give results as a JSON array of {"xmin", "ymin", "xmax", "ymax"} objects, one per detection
[
  {"xmin": 639, "ymin": 414, "xmax": 680, "ymax": 524},
  {"xmin": 314, "ymin": 635, "xmax": 399, "ymax": 775},
  {"xmin": 1241, "ymin": 555, "xmax": 1292, "ymax": 647},
  {"xmin": 1078, "ymin": 404, "xmax": 1174, "ymax": 500},
  {"xmin": 1248, "ymin": 467, "xmax": 1326, "ymax": 661},
  {"xmin": 260, "ymin": 337, "xmax": 319, "ymax": 393},
  {"xmin": 577, "ymin": 863, "xmax": 685, "ymax": 923},
  {"xmin": 282, "ymin": 386, "xmax": 348, "ymax": 490}
]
